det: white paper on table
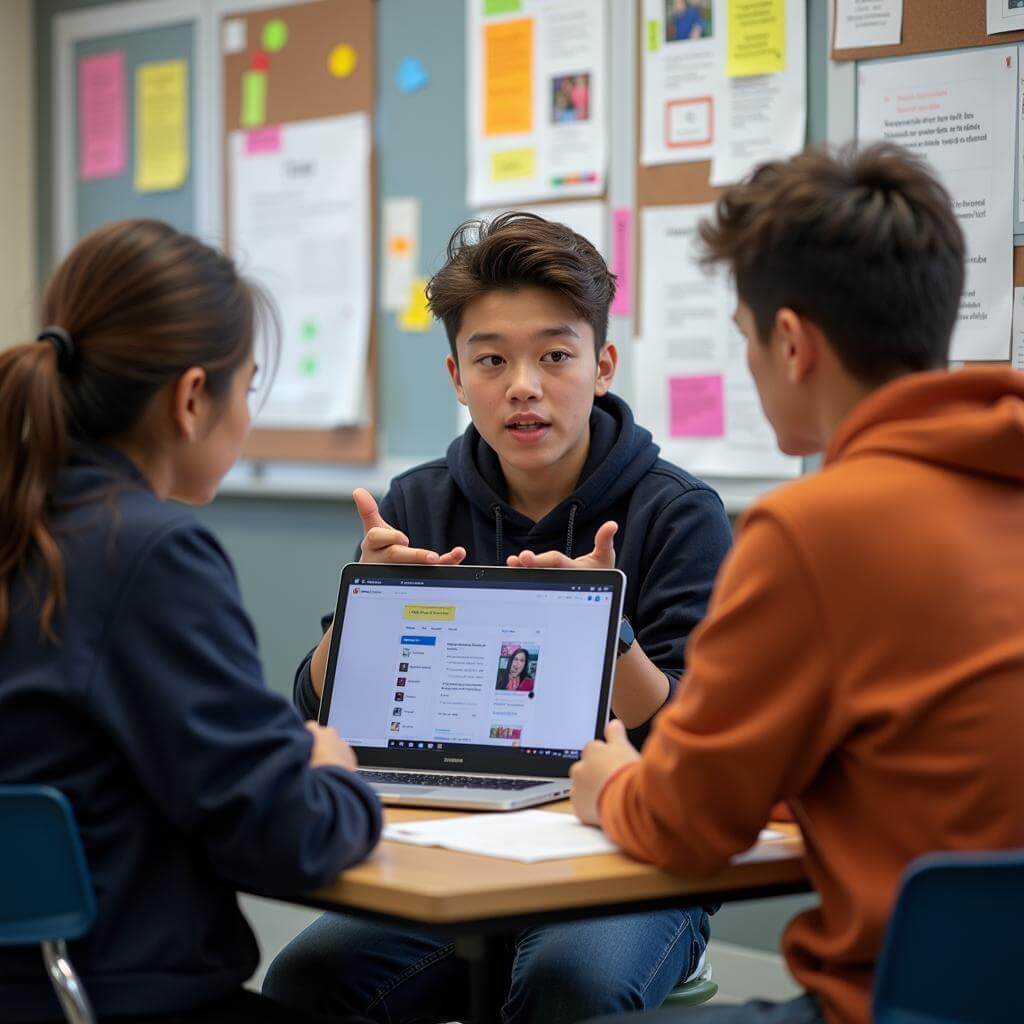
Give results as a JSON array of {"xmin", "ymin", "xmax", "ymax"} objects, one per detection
[
  {"xmin": 1012, "ymin": 288, "xmax": 1024, "ymax": 372},
  {"xmin": 477, "ymin": 200, "xmax": 608, "ymax": 259},
  {"xmin": 384, "ymin": 810, "xmax": 783, "ymax": 863},
  {"xmin": 988, "ymin": 0, "xmax": 1024, "ymax": 36},
  {"xmin": 710, "ymin": 0, "xmax": 806, "ymax": 186},
  {"xmin": 636, "ymin": 205, "xmax": 801, "ymax": 480},
  {"xmin": 834, "ymin": 0, "xmax": 903, "ymax": 50},
  {"xmin": 382, "ymin": 197, "xmax": 421, "ymax": 312},
  {"xmin": 467, "ymin": 0, "xmax": 608, "ymax": 206},
  {"xmin": 229, "ymin": 113, "xmax": 371, "ymax": 428},
  {"xmin": 857, "ymin": 48, "xmax": 1017, "ymax": 362}
]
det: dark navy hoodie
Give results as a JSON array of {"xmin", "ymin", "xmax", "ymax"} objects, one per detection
[
  {"xmin": 0, "ymin": 446, "xmax": 382, "ymax": 1021},
  {"xmin": 296, "ymin": 394, "xmax": 733, "ymax": 746}
]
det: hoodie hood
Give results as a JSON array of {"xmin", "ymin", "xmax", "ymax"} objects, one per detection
[
  {"xmin": 826, "ymin": 366, "xmax": 1024, "ymax": 484},
  {"xmin": 446, "ymin": 392, "xmax": 661, "ymax": 555}
]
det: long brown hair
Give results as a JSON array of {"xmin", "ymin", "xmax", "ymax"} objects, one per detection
[{"xmin": 0, "ymin": 218, "xmax": 275, "ymax": 641}]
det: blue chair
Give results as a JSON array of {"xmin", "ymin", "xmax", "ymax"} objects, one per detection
[
  {"xmin": 873, "ymin": 849, "xmax": 1024, "ymax": 1024},
  {"xmin": 0, "ymin": 785, "xmax": 97, "ymax": 1024}
]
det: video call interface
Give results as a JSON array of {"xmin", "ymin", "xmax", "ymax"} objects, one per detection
[{"xmin": 327, "ymin": 577, "xmax": 616, "ymax": 760}]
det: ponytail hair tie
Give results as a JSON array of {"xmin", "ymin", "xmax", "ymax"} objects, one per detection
[{"xmin": 37, "ymin": 326, "xmax": 78, "ymax": 375}]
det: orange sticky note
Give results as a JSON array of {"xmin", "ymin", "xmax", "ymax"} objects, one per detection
[{"xmin": 484, "ymin": 18, "xmax": 533, "ymax": 136}]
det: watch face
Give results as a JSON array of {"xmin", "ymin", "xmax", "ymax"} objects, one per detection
[{"xmin": 618, "ymin": 616, "xmax": 635, "ymax": 655}]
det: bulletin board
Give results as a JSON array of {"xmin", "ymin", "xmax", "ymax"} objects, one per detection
[{"xmin": 221, "ymin": 0, "xmax": 377, "ymax": 463}]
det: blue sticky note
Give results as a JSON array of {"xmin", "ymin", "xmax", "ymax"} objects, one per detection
[{"xmin": 396, "ymin": 56, "xmax": 429, "ymax": 94}]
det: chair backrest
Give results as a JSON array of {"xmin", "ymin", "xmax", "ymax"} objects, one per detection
[
  {"xmin": 873, "ymin": 849, "xmax": 1024, "ymax": 1024},
  {"xmin": 0, "ymin": 785, "xmax": 96, "ymax": 945}
]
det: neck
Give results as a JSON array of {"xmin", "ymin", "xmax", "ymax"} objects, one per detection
[
  {"xmin": 110, "ymin": 436, "xmax": 174, "ymax": 500},
  {"xmin": 819, "ymin": 370, "xmax": 896, "ymax": 446},
  {"xmin": 502, "ymin": 425, "xmax": 591, "ymax": 523}
]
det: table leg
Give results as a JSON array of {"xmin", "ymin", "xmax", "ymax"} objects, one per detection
[{"xmin": 454, "ymin": 933, "xmax": 510, "ymax": 1024}]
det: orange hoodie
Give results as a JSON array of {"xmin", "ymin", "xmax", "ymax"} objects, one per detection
[{"xmin": 599, "ymin": 367, "xmax": 1024, "ymax": 1024}]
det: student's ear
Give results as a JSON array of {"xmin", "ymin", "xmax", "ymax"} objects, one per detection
[
  {"xmin": 445, "ymin": 354, "xmax": 468, "ymax": 406},
  {"xmin": 594, "ymin": 342, "xmax": 618, "ymax": 397},
  {"xmin": 773, "ymin": 309, "xmax": 816, "ymax": 385},
  {"xmin": 171, "ymin": 367, "xmax": 209, "ymax": 440}
]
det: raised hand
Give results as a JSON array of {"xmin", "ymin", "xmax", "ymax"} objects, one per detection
[
  {"xmin": 354, "ymin": 488, "xmax": 466, "ymax": 565},
  {"xmin": 506, "ymin": 520, "xmax": 618, "ymax": 571}
]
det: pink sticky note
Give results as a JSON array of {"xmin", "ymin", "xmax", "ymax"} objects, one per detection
[
  {"xmin": 245, "ymin": 126, "xmax": 282, "ymax": 154},
  {"xmin": 79, "ymin": 51, "xmax": 126, "ymax": 181},
  {"xmin": 610, "ymin": 208, "xmax": 632, "ymax": 316},
  {"xmin": 669, "ymin": 375, "xmax": 725, "ymax": 438}
]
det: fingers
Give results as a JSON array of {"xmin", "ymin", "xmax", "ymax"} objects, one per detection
[
  {"xmin": 592, "ymin": 521, "xmax": 619, "ymax": 565},
  {"xmin": 363, "ymin": 526, "xmax": 410, "ymax": 552},
  {"xmin": 438, "ymin": 547, "xmax": 467, "ymax": 566},
  {"xmin": 605, "ymin": 718, "xmax": 629, "ymax": 744},
  {"xmin": 516, "ymin": 550, "xmax": 574, "ymax": 569},
  {"xmin": 353, "ymin": 488, "xmax": 387, "ymax": 533}
]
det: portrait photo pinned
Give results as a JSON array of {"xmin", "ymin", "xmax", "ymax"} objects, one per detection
[
  {"xmin": 495, "ymin": 642, "xmax": 539, "ymax": 693},
  {"xmin": 551, "ymin": 73, "xmax": 590, "ymax": 123},
  {"xmin": 665, "ymin": 0, "xmax": 711, "ymax": 42}
]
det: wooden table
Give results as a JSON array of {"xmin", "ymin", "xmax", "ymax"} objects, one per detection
[{"xmin": 264, "ymin": 802, "xmax": 809, "ymax": 1023}]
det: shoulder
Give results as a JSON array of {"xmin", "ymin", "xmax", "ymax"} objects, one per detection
[
  {"xmin": 632, "ymin": 459, "xmax": 728, "ymax": 520},
  {"xmin": 388, "ymin": 456, "xmax": 454, "ymax": 494}
]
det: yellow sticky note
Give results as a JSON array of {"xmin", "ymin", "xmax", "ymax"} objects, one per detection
[
  {"xmin": 727, "ymin": 0, "xmax": 784, "ymax": 78},
  {"xmin": 241, "ymin": 70, "xmax": 267, "ymax": 127},
  {"xmin": 484, "ymin": 18, "xmax": 533, "ymax": 136},
  {"xmin": 329, "ymin": 44, "xmax": 357, "ymax": 78},
  {"xmin": 491, "ymin": 147, "xmax": 535, "ymax": 181},
  {"xmin": 398, "ymin": 277, "xmax": 432, "ymax": 333},
  {"xmin": 135, "ymin": 60, "xmax": 188, "ymax": 192}
]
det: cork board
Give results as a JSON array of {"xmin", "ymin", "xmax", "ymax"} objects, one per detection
[
  {"xmin": 832, "ymin": 0, "xmax": 1024, "ymax": 62},
  {"xmin": 222, "ymin": 0, "xmax": 376, "ymax": 463}
]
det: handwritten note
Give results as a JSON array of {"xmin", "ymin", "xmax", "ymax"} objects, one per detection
[
  {"xmin": 135, "ymin": 60, "xmax": 188, "ymax": 192},
  {"xmin": 79, "ymin": 51, "xmax": 126, "ymax": 180}
]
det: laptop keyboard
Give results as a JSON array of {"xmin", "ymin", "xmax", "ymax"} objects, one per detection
[{"xmin": 358, "ymin": 770, "xmax": 545, "ymax": 791}]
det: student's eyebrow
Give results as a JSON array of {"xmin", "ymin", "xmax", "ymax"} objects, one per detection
[
  {"xmin": 464, "ymin": 324, "xmax": 581, "ymax": 344},
  {"xmin": 537, "ymin": 324, "xmax": 580, "ymax": 339},
  {"xmin": 464, "ymin": 331, "xmax": 506, "ymax": 345}
]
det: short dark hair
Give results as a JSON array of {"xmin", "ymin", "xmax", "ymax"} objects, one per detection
[
  {"xmin": 426, "ymin": 212, "xmax": 617, "ymax": 359},
  {"xmin": 698, "ymin": 143, "xmax": 965, "ymax": 383}
]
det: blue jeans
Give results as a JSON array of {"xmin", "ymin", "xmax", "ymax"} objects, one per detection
[{"xmin": 263, "ymin": 907, "xmax": 710, "ymax": 1024}]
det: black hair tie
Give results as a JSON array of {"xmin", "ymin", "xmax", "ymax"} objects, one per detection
[{"xmin": 37, "ymin": 326, "xmax": 77, "ymax": 375}]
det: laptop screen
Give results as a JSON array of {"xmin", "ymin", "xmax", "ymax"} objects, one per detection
[{"xmin": 322, "ymin": 571, "xmax": 620, "ymax": 769}]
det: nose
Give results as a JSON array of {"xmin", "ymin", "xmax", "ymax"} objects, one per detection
[{"xmin": 506, "ymin": 362, "xmax": 542, "ymax": 402}]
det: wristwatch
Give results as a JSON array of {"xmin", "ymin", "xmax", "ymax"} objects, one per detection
[{"xmin": 617, "ymin": 615, "xmax": 635, "ymax": 658}]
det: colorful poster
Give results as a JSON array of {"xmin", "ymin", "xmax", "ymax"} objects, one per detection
[
  {"xmin": 858, "ymin": 47, "xmax": 1017, "ymax": 361},
  {"xmin": 468, "ymin": 0, "xmax": 608, "ymax": 206},
  {"xmin": 637, "ymin": 204, "xmax": 800, "ymax": 479},
  {"xmin": 230, "ymin": 113, "xmax": 372, "ymax": 427},
  {"xmin": 135, "ymin": 60, "xmax": 189, "ymax": 192},
  {"xmin": 79, "ymin": 51, "xmax": 126, "ymax": 181}
]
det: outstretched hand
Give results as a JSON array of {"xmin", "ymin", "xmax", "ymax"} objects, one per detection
[
  {"xmin": 354, "ymin": 489, "xmax": 466, "ymax": 566},
  {"xmin": 506, "ymin": 520, "xmax": 618, "ymax": 571}
]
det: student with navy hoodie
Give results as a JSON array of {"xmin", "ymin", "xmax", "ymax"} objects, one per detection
[
  {"xmin": 264, "ymin": 213, "xmax": 734, "ymax": 1024},
  {"xmin": 0, "ymin": 220, "xmax": 381, "ymax": 1024}
]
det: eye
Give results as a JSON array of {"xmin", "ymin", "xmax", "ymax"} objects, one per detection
[
  {"xmin": 477, "ymin": 354, "xmax": 505, "ymax": 368},
  {"xmin": 541, "ymin": 350, "xmax": 572, "ymax": 364}
]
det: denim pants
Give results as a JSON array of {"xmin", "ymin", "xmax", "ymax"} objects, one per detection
[{"xmin": 263, "ymin": 907, "xmax": 710, "ymax": 1024}]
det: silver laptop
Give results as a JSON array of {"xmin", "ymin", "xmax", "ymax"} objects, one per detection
[{"xmin": 318, "ymin": 564, "xmax": 625, "ymax": 811}]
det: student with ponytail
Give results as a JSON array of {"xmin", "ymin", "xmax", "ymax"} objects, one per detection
[{"xmin": 0, "ymin": 219, "xmax": 381, "ymax": 1024}]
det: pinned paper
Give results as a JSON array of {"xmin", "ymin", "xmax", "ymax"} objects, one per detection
[
  {"xmin": 727, "ymin": 0, "xmax": 785, "ymax": 78},
  {"xmin": 262, "ymin": 18, "xmax": 288, "ymax": 52},
  {"xmin": 329, "ymin": 44, "xmax": 357, "ymax": 78},
  {"xmin": 383, "ymin": 198, "xmax": 421, "ymax": 311},
  {"xmin": 245, "ymin": 126, "xmax": 281, "ymax": 154},
  {"xmin": 398, "ymin": 277, "xmax": 432, "ymax": 332},
  {"xmin": 79, "ymin": 51, "xmax": 126, "ymax": 181},
  {"xmin": 491, "ymin": 147, "xmax": 535, "ymax": 181},
  {"xmin": 484, "ymin": 18, "xmax": 533, "ymax": 135},
  {"xmin": 669, "ymin": 375, "xmax": 725, "ymax": 438},
  {"xmin": 396, "ymin": 56, "xmax": 429, "ymax": 94},
  {"xmin": 223, "ymin": 18, "xmax": 246, "ymax": 54},
  {"xmin": 484, "ymin": 0, "xmax": 523, "ymax": 14},
  {"xmin": 610, "ymin": 208, "xmax": 632, "ymax": 317},
  {"xmin": 646, "ymin": 19, "xmax": 660, "ymax": 52},
  {"xmin": 135, "ymin": 60, "xmax": 188, "ymax": 192},
  {"xmin": 241, "ymin": 70, "xmax": 267, "ymax": 127}
]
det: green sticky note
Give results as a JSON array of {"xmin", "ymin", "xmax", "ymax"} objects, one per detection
[
  {"xmin": 484, "ymin": 0, "xmax": 522, "ymax": 15},
  {"xmin": 647, "ymin": 19, "xmax": 660, "ymax": 52},
  {"xmin": 262, "ymin": 18, "xmax": 288, "ymax": 53},
  {"xmin": 299, "ymin": 354, "xmax": 318, "ymax": 377},
  {"xmin": 241, "ymin": 70, "xmax": 267, "ymax": 128},
  {"xmin": 301, "ymin": 318, "xmax": 318, "ymax": 341}
]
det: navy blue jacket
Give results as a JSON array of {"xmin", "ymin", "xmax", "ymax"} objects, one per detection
[
  {"xmin": 0, "ymin": 446, "xmax": 382, "ymax": 1021},
  {"xmin": 296, "ymin": 394, "xmax": 733, "ymax": 747}
]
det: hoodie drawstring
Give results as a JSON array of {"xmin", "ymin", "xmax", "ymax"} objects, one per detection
[
  {"xmin": 492, "ymin": 505, "xmax": 504, "ymax": 563},
  {"xmin": 565, "ymin": 502, "xmax": 581, "ymax": 557},
  {"xmin": 493, "ymin": 500, "xmax": 581, "ymax": 561}
]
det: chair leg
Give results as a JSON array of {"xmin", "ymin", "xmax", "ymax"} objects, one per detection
[{"xmin": 41, "ymin": 940, "xmax": 95, "ymax": 1024}]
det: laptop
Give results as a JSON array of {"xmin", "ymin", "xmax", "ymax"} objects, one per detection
[{"xmin": 318, "ymin": 563, "xmax": 626, "ymax": 810}]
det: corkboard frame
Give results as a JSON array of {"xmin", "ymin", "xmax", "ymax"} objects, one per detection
[
  {"xmin": 831, "ymin": 0, "xmax": 1024, "ymax": 63},
  {"xmin": 222, "ymin": 0, "xmax": 377, "ymax": 463}
]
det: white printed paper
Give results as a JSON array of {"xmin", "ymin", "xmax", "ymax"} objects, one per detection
[
  {"xmin": 710, "ymin": 0, "xmax": 807, "ymax": 186},
  {"xmin": 834, "ymin": 0, "xmax": 903, "ymax": 50},
  {"xmin": 467, "ymin": 0, "xmax": 608, "ymax": 206},
  {"xmin": 637, "ymin": 205, "xmax": 800, "ymax": 479},
  {"xmin": 222, "ymin": 18, "xmax": 246, "ymax": 55},
  {"xmin": 382, "ymin": 197, "xmax": 421, "ymax": 312},
  {"xmin": 478, "ymin": 200, "xmax": 608, "ymax": 259},
  {"xmin": 988, "ymin": 0, "xmax": 1024, "ymax": 36},
  {"xmin": 857, "ymin": 48, "xmax": 1017, "ymax": 361},
  {"xmin": 230, "ymin": 113, "xmax": 371, "ymax": 427},
  {"xmin": 1012, "ymin": 288, "xmax": 1024, "ymax": 371}
]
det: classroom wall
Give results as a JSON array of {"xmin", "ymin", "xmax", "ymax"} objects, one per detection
[{"xmin": 0, "ymin": 0, "xmax": 36, "ymax": 345}]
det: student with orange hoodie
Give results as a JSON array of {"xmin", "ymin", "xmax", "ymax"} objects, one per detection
[{"xmin": 573, "ymin": 143, "xmax": 1024, "ymax": 1024}]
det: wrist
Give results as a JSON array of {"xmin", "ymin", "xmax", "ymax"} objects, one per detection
[
  {"xmin": 596, "ymin": 760, "xmax": 637, "ymax": 825},
  {"xmin": 616, "ymin": 616, "xmax": 635, "ymax": 658}
]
